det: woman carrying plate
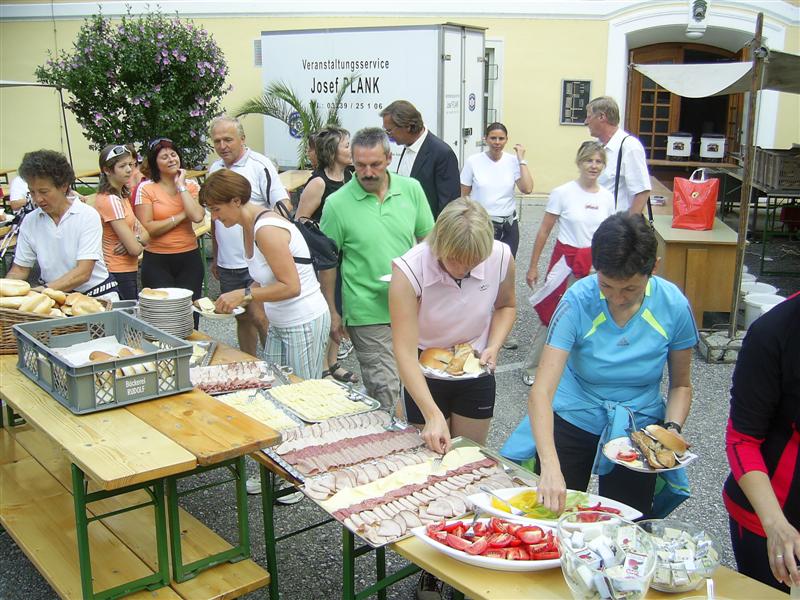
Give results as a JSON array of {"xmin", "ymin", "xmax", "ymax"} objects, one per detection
[
  {"xmin": 202, "ymin": 169, "xmax": 330, "ymax": 379},
  {"xmin": 502, "ymin": 213, "xmax": 697, "ymax": 517},
  {"xmin": 389, "ymin": 198, "xmax": 516, "ymax": 454}
]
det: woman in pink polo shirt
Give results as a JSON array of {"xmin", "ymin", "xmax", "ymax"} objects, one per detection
[{"xmin": 389, "ymin": 198, "xmax": 517, "ymax": 454}]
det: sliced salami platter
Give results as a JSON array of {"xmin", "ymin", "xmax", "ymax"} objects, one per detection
[{"xmin": 190, "ymin": 361, "xmax": 275, "ymax": 394}]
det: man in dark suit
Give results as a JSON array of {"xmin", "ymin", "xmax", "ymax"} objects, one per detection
[{"xmin": 380, "ymin": 100, "xmax": 460, "ymax": 218}]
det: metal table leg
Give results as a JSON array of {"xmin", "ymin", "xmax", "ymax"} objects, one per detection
[
  {"xmin": 166, "ymin": 456, "xmax": 250, "ymax": 582},
  {"xmin": 71, "ymin": 464, "xmax": 169, "ymax": 600},
  {"xmin": 261, "ymin": 465, "xmax": 280, "ymax": 600}
]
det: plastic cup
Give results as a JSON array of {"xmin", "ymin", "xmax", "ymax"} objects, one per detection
[{"xmin": 557, "ymin": 511, "xmax": 656, "ymax": 600}]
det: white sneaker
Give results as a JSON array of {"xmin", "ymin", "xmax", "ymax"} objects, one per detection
[
  {"xmin": 246, "ymin": 475, "xmax": 261, "ymax": 495},
  {"xmin": 337, "ymin": 339, "xmax": 354, "ymax": 360},
  {"xmin": 276, "ymin": 489, "xmax": 305, "ymax": 505}
]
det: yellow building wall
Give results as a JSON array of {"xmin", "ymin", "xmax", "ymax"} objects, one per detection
[{"xmin": 1, "ymin": 12, "xmax": 797, "ymax": 192}]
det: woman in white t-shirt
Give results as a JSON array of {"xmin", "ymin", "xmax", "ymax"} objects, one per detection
[
  {"xmin": 201, "ymin": 169, "xmax": 330, "ymax": 379},
  {"xmin": 459, "ymin": 122, "xmax": 534, "ymax": 257},
  {"xmin": 521, "ymin": 140, "xmax": 615, "ymax": 385}
]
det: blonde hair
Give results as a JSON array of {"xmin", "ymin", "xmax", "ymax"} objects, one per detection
[
  {"xmin": 428, "ymin": 198, "xmax": 494, "ymax": 265},
  {"xmin": 576, "ymin": 140, "xmax": 607, "ymax": 166}
]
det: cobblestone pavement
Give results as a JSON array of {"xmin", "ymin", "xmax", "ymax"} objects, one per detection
[{"xmin": 2, "ymin": 198, "xmax": 798, "ymax": 600}]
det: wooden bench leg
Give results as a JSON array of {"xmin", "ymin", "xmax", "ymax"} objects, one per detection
[
  {"xmin": 70, "ymin": 463, "xmax": 170, "ymax": 600},
  {"xmin": 166, "ymin": 456, "xmax": 251, "ymax": 582}
]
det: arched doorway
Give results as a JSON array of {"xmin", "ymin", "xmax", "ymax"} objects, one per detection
[{"xmin": 626, "ymin": 42, "xmax": 744, "ymax": 161}]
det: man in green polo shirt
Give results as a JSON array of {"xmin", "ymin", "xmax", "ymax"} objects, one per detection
[{"xmin": 320, "ymin": 127, "xmax": 434, "ymax": 411}]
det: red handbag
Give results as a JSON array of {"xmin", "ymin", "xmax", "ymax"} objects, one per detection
[{"xmin": 672, "ymin": 169, "xmax": 719, "ymax": 231}]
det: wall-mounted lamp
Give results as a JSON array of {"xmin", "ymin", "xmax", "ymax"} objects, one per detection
[{"xmin": 686, "ymin": 0, "xmax": 709, "ymax": 39}]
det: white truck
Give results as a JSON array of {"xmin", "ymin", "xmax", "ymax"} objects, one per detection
[{"xmin": 259, "ymin": 23, "xmax": 486, "ymax": 169}]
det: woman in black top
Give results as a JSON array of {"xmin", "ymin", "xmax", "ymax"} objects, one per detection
[{"xmin": 296, "ymin": 126, "xmax": 357, "ymax": 383}]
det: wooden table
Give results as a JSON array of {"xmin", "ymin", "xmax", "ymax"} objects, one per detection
[
  {"xmin": 278, "ymin": 169, "xmax": 312, "ymax": 193},
  {"xmin": 393, "ymin": 536, "xmax": 785, "ymax": 599},
  {"xmin": 653, "ymin": 214, "xmax": 739, "ymax": 324},
  {"xmin": 0, "ymin": 349, "xmax": 280, "ymax": 599}
]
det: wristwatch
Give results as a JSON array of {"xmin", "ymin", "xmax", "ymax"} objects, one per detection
[
  {"xmin": 177, "ymin": 186, "xmax": 188, "ymax": 193},
  {"xmin": 518, "ymin": 159, "xmax": 528, "ymax": 166},
  {"xmin": 243, "ymin": 286, "xmax": 253, "ymax": 304},
  {"xmin": 664, "ymin": 421, "xmax": 683, "ymax": 434}
]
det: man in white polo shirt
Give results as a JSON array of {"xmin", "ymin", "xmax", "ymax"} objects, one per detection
[
  {"xmin": 585, "ymin": 96, "xmax": 651, "ymax": 214},
  {"xmin": 208, "ymin": 115, "xmax": 290, "ymax": 356}
]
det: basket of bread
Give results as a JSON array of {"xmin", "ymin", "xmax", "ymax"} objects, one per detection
[
  {"xmin": 418, "ymin": 343, "xmax": 488, "ymax": 380},
  {"xmin": 0, "ymin": 278, "xmax": 109, "ymax": 355},
  {"xmin": 13, "ymin": 309, "xmax": 192, "ymax": 414}
]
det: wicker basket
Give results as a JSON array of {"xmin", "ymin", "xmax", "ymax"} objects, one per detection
[{"xmin": 0, "ymin": 300, "xmax": 112, "ymax": 355}]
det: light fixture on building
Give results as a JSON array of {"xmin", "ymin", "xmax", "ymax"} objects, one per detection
[{"xmin": 686, "ymin": 0, "xmax": 709, "ymax": 39}]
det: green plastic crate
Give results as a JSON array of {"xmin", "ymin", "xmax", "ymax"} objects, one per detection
[{"xmin": 13, "ymin": 310, "xmax": 193, "ymax": 414}]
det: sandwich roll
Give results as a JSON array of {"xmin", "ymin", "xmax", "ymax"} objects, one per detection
[
  {"xmin": 130, "ymin": 347, "xmax": 156, "ymax": 372},
  {"xmin": 42, "ymin": 288, "xmax": 67, "ymax": 305},
  {"xmin": 65, "ymin": 292, "xmax": 86, "ymax": 306},
  {"xmin": 19, "ymin": 294, "xmax": 55, "ymax": 315},
  {"xmin": 0, "ymin": 278, "xmax": 31, "ymax": 297},
  {"xmin": 0, "ymin": 296, "xmax": 26, "ymax": 309},
  {"xmin": 419, "ymin": 348, "xmax": 453, "ymax": 371},
  {"xmin": 645, "ymin": 424, "xmax": 690, "ymax": 454},
  {"xmin": 118, "ymin": 347, "xmax": 136, "ymax": 358},
  {"xmin": 140, "ymin": 287, "xmax": 169, "ymax": 300},
  {"xmin": 49, "ymin": 308, "xmax": 65, "ymax": 317},
  {"xmin": 71, "ymin": 296, "xmax": 104, "ymax": 316}
]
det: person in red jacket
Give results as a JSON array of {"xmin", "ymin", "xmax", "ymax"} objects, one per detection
[{"xmin": 724, "ymin": 291, "xmax": 800, "ymax": 592}]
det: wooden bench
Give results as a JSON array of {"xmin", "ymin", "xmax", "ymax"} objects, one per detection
[{"xmin": 2, "ymin": 424, "xmax": 269, "ymax": 599}]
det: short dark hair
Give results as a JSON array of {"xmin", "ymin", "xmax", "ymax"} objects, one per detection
[
  {"xmin": 19, "ymin": 149, "xmax": 75, "ymax": 189},
  {"xmin": 199, "ymin": 169, "xmax": 251, "ymax": 206},
  {"xmin": 146, "ymin": 138, "xmax": 183, "ymax": 182},
  {"xmin": 315, "ymin": 126, "xmax": 350, "ymax": 170},
  {"xmin": 592, "ymin": 213, "xmax": 657, "ymax": 278},
  {"xmin": 380, "ymin": 100, "xmax": 424, "ymax": 134},
  {"xmin": 485, "ymin": 122, "xmax": 508, "ymax": 137}
]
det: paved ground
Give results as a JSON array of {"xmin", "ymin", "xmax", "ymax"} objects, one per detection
[{"xmin": 1, "ymin": 197, "xmax": 798, "ymax": 600}]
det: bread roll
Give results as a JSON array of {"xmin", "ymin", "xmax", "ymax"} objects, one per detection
[
  {"xmin": 64, "ymin": 292, "xmax": 85, "ymax": 306},
  {"xmin": 140, "ymin": 287, "xmax": 169, "ymax": 300},
  {"xmin": 645, "ymin": 424, "xmax": 690, "ymax": 454},
  {"xmin": 42, "ymin": 288, "xmax": 67, "ymax": 305},
  {"xmin": 0, "ymin": 296, "xmax": 26, "ymax": 309},
  {"xmin": 89, "ymin": 351, "xmax": 116, "ymax": 363},
  {"xmin": 0, "ymin": 278, "xmax": 31, "ymax": 297},
  {"xmin": 19, "ymin": 294, "xmax": 54, "ymax": 315},
  {"xmin": 419, "ymin": 348, "xmax": 453, "ymax": 371},
  {"xmin": 120, "ymin": 365, "xmax": 137, "ymax": 376},
  {"xmin": 49, "ymin": 308, "xmax": 65, "ymax": 317},
  {"xmin": 71, "ymin": 296, "xmax": 104, "ymax": 316}
]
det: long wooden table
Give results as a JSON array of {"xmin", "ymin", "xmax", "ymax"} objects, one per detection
[{"xmin": 0, "ymin": 348, "xmax": 280, "ymax": 599}]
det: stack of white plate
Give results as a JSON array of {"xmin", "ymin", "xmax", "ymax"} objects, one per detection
[{"xmin": 137, "ymin": 287, "xmax": 194, "ymax": 338}]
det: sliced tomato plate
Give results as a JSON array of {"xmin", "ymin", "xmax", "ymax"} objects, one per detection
[{"xmin": 410, "ymin": 518, "xmax": 561, "ymax": 572}]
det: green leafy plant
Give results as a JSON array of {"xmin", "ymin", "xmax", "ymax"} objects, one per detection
[
  {"xmin": 35, "ymin": 8, "xmax": 230, "ymax": 167},
  {"xmin": 235, "ymin": 77, "xmax": 355, "ymax": 167}
]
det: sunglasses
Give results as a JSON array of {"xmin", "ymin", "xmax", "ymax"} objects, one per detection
[
  {"xmin": 148, "ymin": 137, "xmax": 173, "ymax": 150},
  {"xmin": 104, "ymin": 145, "xmax": 132, "ymax": 164}
]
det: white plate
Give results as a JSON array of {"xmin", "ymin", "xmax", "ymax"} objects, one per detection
[
  {"xmin": 192, "ymin": 306, "xmax": 244, "ymax": 319},
  {"xmin": 420, "ymin": 364, "xmax": 491, "ymax": 380},
  {"xmin": 602, "ymin": 436, "xmax": 698, "ymax": 473},
  {"xmin": 139, "ymin": 287, "xmax": 194, "ymax": 301},
  {"xmin": 468, "ymin": 487, "xmax": 642, "ymax": 527},
  {"xmin": 410, "ymin": 519, "xmax": 561, "ymax": 572}
]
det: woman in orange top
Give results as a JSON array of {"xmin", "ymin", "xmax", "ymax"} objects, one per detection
[
  {"xmin": 94, "ymin": 144, "xmax": 149, "ymax": 300},
  {"xmin": 134, "ymin": 138, "xmax": 206, "ymax": 304}
]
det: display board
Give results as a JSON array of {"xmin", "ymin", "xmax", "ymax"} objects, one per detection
[{"xmin": 560, "ymin": 80, "xmax": 591, "ymax": 125}]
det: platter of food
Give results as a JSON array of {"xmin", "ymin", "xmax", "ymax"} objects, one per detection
[
  {"xmin": 192, "ymin": 297, "xmax": 244, "ymax": 319},
  {"xmin": 0, "ymin": 279, "xmax": 107, "ymax": 317},
  {"xmin": 214, "ymin": 389, "xmax": 302, "ymax": 432},
  {"xmin": 411, "ymin": 517, "xmax": 561, "ymax": 572},
  {"xmin": 419, "ymin": 343, "xmax": 489, "ymax": 380},
  {"xmin": 468, "ymin": 487, "xmax": 641, "ymax": 526},
  {"xmin": 603, "ymin": 425, "xmax": 697, "ymax": 473},
  {"xmin": 190, "ymin": 361, "xmax": 275, "ymax": 394},
  {"xmin": 267, "ymin": 378, "xmax": 379, "ymax": 422}
]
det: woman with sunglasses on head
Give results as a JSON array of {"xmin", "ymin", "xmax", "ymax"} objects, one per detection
[
  {"xmin": 460, "ymin": 122, "xmax": 533, "ymax": 257},
  {"xmin": 296, "ymin": 126, "xmax": 358, "ymax": 383},
  {"xmin": 134, "ymin": 138, "xmax": 205, "ymax": 306},
  {"xmin": 94, "ymin": 144, "xmax": 150, "ymax": 300}
]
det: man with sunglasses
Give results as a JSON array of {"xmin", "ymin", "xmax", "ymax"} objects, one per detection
[{"xmin": 207, "ymin": 115, "xmax": 290, "ymax": 357}]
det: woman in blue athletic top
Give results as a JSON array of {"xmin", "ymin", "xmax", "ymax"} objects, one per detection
[{"xmin": 502, "ymin": 213, "xmax": 698, "ymax": 516}]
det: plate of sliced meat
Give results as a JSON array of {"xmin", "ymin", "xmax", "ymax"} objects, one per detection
[{"xmin": 190, "ymin": 361, "xmax": 274, "ymax": 394}]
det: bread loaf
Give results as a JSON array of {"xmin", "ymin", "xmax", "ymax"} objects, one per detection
[
  {"xmin": 0, "ymin": 278, "xmax": 31, "ymax": 297},
  {"xmin": 0, "ymin": 296, "xmax": 26, "ymax": 309},
  {"xmin": 89, "ymin": 351, "xmax": 116, "ymax": 363},
  {"xmin": 71, "ymin": 296, "xmax": 104, "ymax": 316},
  {"xmin": 19, "ymin": 294, "xmax": 55, "ymax": 315},
  {"xmin": 42, "ymin": 288, "xmax": 67, "ymax": 305}
]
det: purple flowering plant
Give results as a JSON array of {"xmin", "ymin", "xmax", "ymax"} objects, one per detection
[{"xmin": 35, "ymin": 8, "xmax": 230, "ymax": 166}]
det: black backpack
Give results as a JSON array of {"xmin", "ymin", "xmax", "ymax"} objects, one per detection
[{"xmin": 273, "ymin": 201, "xmax": 339, "ymax": 272}]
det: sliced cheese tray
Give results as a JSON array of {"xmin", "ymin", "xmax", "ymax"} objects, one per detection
[
  {"xmin": 214, "ymin": 388, "xmax": 302, "ymax": 432},
  {"xmin": 266, "ymin": 378, "xmax": 379, "ymax": 422}
]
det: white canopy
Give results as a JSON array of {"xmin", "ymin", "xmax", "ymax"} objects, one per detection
[
  {"xmin": 632, "ymin": 49, "xmax": 800, "ymax": 98},
  {"xmin": 0, "ymin": 80, "xmax": 55, "ymax": 88}
]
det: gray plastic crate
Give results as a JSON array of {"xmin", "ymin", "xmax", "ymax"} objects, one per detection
[{"xmin": 13, "ymin": 310, "xmax": 193, "ymax": 414}]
